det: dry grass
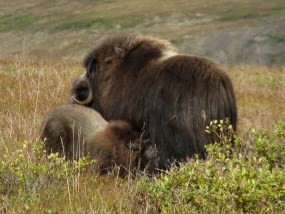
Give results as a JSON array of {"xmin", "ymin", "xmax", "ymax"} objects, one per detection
[
  {"xmin": 0, "ymin": 57, "xmax": 78, "ymax": 144},
  {"xmin": 0, "ymin": 57, "xmax": 284, "ymax": 212},
  {"xmin": 0, "ymin": 57, "xmax": 139, "ymax": 213},
  {"xmin": 1, "ymin": 58, "xmax": 283, "ymax": 142},
  {"xmin": 230, "ymin": 65, "xmax": 285, "ymax": 133}
]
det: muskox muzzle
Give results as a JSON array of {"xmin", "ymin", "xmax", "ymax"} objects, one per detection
[{"xmin": 70, "ymin": 74, "xmax": 92, "ymax": 105}]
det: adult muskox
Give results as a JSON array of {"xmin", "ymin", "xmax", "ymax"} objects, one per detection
[{"xmin": 76, "ymin": 34, "xmax": 237, "ymax": 171}]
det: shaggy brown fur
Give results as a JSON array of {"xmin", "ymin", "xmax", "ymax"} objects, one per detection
[
  {"xmin": 79, "ymin": 34, "xmax": 237, "ymax": 171},
  {"xmin": 40, "ymin": 104, "xmax": 144, "ymax": 175}
]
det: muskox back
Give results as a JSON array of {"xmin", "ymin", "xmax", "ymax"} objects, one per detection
[
  {"xmin": 40, "ymin": 104, "xmax": 107, "ymax": 160},
  {"xmin": 142, "ymin": 55, "xmax": 237, "ymax": 162},
  {"xmin": 81, "ymin": 34, "xmax": 237, "ymax": 171}
]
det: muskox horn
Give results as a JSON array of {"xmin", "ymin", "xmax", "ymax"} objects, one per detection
[
  {"xmin": 73, "ymin": 88, "xmax": 92, "ymax": 105},
  {"xmin": 70, "ymin": 74, "xmax": 93, "ymax": 105}
]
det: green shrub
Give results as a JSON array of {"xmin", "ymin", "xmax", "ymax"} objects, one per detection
[
  {"xmin": 136, "ymin": 116, "xmax": 285, "ymax": 213},
  {"xmin": 0, "ymin": 141, "xmax": 97, "ymax": 212}
]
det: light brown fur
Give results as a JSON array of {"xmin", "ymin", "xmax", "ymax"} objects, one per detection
[{"xmin": 40, "ymin": 104, "xmax": 144, "ymax": 175}]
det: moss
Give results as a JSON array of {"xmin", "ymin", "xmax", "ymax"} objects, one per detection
[
  {"xmin": 0, "ymin": 13, "xmax": 36, "ymax": 32},
  {"xmin": 52, "ymin": 17, "xmax": 110, "ymax": 31}
]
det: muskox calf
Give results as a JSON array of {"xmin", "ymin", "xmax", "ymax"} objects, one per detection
[
  {"xmin": 40, "ymin": 104, "xmax": 144, "ymax": 174},
  {"xmin": 75, "ymin": 34, "xmax": 237, "ymax": 171}
]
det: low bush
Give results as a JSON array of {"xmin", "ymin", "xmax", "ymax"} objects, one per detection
[{"xmin": 136, "ymin": 116, "xmax": 285, "ymax": 213}]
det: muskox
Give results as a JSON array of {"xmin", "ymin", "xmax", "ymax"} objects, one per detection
[
  {"xmin": 75, "ymin": 34, "xmax": 237, "ymax": 171},
  {"xmin": 40, "ymin": 104, "xmax": 146, "ymax": 175}
]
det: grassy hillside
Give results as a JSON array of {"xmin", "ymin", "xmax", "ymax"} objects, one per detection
[
  {"xmin": 0, "ymin": 1, "xmax": 285, "ymax": 212},
  {"xmin": 0, "ymin": 58, "xmax": 284, "ymax": 212},
  {"xmin": 0, "ymin": 0, "xmax": 284, "ymax": 64}
]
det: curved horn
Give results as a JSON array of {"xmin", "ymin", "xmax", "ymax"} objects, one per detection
[{"xmin": 73, "ymin": 89, "xmax": 92, "ymax": 105}]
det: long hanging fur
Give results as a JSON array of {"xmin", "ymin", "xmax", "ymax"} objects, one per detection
[{"xmin": 81, "ymin": 33, "xmax": 237, "ymax": 171}]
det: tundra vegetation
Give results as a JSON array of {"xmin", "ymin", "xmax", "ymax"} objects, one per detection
[
  {"xmin": 0, "ymin": 58, "xmax": 284, "ymax": 213},
  {"xmin": 1, "ymin": 0, "xmax": 285, "ymax": 213}
]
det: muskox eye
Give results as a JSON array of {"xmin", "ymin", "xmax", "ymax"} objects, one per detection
[{"xmin": 87, "ymin": 58, "xmax": 98, "ymax": 76}]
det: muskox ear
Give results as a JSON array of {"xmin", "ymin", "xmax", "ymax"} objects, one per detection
[{"xmin": 122, "ymin": 43, "xmax": 161, "ymax": 73}]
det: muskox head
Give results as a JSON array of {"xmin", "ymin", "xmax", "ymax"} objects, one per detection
[{"xmin": 82, "ymin": 34, "xmax": 175, "ymax": 117}]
